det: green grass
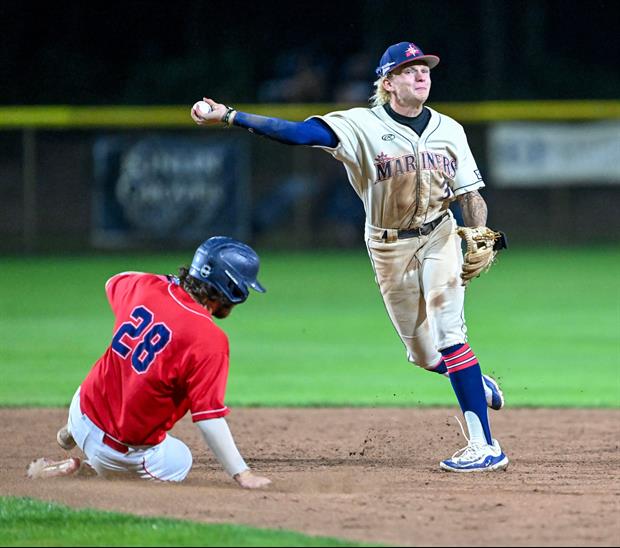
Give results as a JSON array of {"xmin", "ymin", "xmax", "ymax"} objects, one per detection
[
  {"xmin": 0, "ymin": 248, "xmax": 617, "ymax": 547},
  {"xmin": 0, "ymin": 497, "xmax": 371, "ymax": 547},
  {"xmin": 0, "ymin": 246, "xmax": 618, "ymax": 408}
]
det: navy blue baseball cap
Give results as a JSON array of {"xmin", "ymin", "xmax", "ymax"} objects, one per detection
[{"xmin": 375, "ymin": 42, "xmax": 440, "ymax": 77}]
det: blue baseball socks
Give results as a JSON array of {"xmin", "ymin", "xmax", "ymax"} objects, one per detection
[{"xmin": 441, "ymin": 343, "xmax": 493, "ymax": 445}]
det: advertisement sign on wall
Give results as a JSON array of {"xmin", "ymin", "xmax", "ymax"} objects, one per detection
[
  {"xmin": 92, "ymin": 135, "xmax": 250, "ymax": 248},
  {"xmin": 488, "ymin": 122, "xmax": 620, "ymax": 186}
]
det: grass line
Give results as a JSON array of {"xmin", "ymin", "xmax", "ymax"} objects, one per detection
[{"xmin": 0, "ymin": 497, "xmax": 376, "ymax": 547}]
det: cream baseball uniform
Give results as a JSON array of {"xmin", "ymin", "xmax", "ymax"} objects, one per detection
[
  {"xmin": 312, "ymin": 106, "xmax": 485, "ymax": 368},
  {"xmin": 198, "ymin": 39, "xmax": 508, "ymax": 472}
]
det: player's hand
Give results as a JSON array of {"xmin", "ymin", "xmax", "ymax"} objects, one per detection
[
  {"xmin": 233, "ymin": 470, "xmax": 272, "ymax": 489},
  {"xmin": 191, "ymin": 97, "xmax": 229, "ymax": 126}
]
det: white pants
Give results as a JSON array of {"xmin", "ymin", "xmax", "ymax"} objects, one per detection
[
  {"xmin": 67, "ymin": 388, "xmax": 192, "ymax": 482},
  {"xmin": 365, "ymin": 212, "xmax": 468, "ymax": 369}
]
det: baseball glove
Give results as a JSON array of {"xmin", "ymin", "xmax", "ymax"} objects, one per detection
[{"xmin": 456, "ymin": 226, "xmax": 508, "ymax": 285}]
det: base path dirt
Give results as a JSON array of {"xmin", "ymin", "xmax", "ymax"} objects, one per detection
[{"xmin": 1, "ymin": 408, "xmax": 618, "ymax": 546}]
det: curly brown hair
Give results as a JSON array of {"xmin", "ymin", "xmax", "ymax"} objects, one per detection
[{"xmin": 176, "ymin": 266, "xmax": 230, "ymax": 307}]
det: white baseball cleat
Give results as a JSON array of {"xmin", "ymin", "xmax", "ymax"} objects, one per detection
[
  {"xmin": 482, "ymin": 375, "xmax": 505, "ymax": 410},
  {"xmin": 440, "ymin": 439, "xmax": 509, "ymax": 473},
  {"xmin": 56, "ymin": 425, "xmax": 76, "ymax": 450},
  {"xmin": 27, "ymin": 457, "xmax": 81, "ymax": 479}
]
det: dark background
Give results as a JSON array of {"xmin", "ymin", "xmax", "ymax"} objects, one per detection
[
  {"xmin": 1, "ymin": 1, "xmax": 618, "ymax": 253},
  {"xmin": 1, "ymin": 0, "xmax": 618, "ymax": 105}
]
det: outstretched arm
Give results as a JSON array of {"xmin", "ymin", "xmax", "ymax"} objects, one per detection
[
  {"xmin": 191, "ymin": 97, "xmax": 339, "ymax": 147},
  {"xmin": 196, "ymin": 417, "xmax": 271, "ymax": 489},
  {"xmin": 456, "ymin": 190, "xmax": 488, "ymax": 227}
]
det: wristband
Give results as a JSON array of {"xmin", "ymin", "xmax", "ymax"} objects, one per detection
[{"xmin": 222, "ymin": 106, "xmax": 236, "ymax": 127}]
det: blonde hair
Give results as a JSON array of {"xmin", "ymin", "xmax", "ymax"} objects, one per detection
[{"xmin": 369, "ymin": 76, "xmax": 391, "ymax": 107}]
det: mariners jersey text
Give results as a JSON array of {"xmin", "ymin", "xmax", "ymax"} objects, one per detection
[
  {"xmin": 374, "ymin": 150, "xmax": 457, "ymax": 183},
  {"xmin": 312, "ymin": 106, "xmax": 484, "ymax": 229}
]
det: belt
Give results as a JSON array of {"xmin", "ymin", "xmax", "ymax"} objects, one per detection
[
  {"xmin": 102, "ymin": 433, "xmax": 129, "ymax": 454},
  {"xmin": 384, "ymin": 212, "xmax": 449, "ymax": 240}
]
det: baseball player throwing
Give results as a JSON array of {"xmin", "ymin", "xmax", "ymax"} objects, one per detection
[
  {"xmin": 191, "ymin": 41, "xmax": 508, "ymax": 472},
  {"xmin": 32, "ymin": 237, "xmax": 271, "ymax": 488}
]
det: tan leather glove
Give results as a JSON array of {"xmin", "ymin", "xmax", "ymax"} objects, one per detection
[{"xmin": 456, "ymin": 226, "xmax": 508, "ymax": 286}]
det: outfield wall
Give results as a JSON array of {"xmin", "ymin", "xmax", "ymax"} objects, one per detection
[{"xmin": 0, "ymin": 102, "xmax": 618, "ymax": 252}]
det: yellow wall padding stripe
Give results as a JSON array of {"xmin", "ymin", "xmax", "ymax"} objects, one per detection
[{"xmin": 0, "ymin": 101, "xmax": 618, "ymax": 128}]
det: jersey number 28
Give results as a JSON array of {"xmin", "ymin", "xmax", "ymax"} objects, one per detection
[{"xmin": 111, "ymin": 306, "xmax": 172, "ymax": 374}]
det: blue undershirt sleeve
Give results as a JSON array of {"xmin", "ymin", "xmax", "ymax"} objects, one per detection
[{"xmin": 233, "ymin": 112, "xmax": 339, "ymax": 148}]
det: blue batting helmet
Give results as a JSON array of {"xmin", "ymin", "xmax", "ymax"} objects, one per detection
[{"xmin": 189, "ymin": 236, "xmax": 266, "ymax": 304}]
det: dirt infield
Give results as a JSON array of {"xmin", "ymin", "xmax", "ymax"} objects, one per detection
[{"xmin": 1, "ymin": 407, "xmax": 618, "ymax": 546}]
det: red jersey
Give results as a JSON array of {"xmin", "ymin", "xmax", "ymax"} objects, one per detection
[{"xmin": 80, "ymin": 272, "xmax": 231, "ymax": 446}]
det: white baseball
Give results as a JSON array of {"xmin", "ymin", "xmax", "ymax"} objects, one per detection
[{"xmin": 194, "ymin": 101, "xmax": 213, "ymax": 117}]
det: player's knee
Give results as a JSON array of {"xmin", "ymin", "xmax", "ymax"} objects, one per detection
[
  {"xmin": 407, "ymin": 348, "xmax": 442, "ymax": 371},
  {"xmin": 178, "ymin": 444, "xmax": 193, "ymax": 480},
  {"xmin": 407, "ymin": 351, "xmax": 420, "ymax": 367},
  {"xmin": 167, "ymin": 438, "xmax": 193, "ymax": 482},
  {"xmin": 407, "ymin": 350, "xmax": 436, "ymax": 371}
]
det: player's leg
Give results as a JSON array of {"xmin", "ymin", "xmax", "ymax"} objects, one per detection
[
  {"xmin": 28, "ymin": 387, "xmax": 91, "ymax": 479},
  {"xmin": 65, "ymin": 386, "xmax": 113, "ymax": 476},
  {"xmin": 366, "ymin": 236, "xmax": 504, "ymax": 410},
  {"xmin": 26, "ymin": 456, "xmax": 82, "ymax": 479},
  {"xmin": 67, "ymin": 388, "xmax": 192, "ymax": 480},
  {"xmin": 26, "ymin": 387, "xmax": 91, "ymax": 479},
  {"xmin": 421, "ymin": 221, "xmax": 508, "ymax": 471},
  {"xmin": 425, "ymin": 357, "xmax": 505, "ymax": 410},
  {"xmin": 84, "ymin": 434, "xmax": 193, "ymax": 481},
  {"xmin": 54, "ymin": 386, "xmax": 81, "ymax": 451},
  {"xmin": 366, "ymin": 237, "xmax": 442, "ymax": 368},
  {"xmin": 57, "ymin": 423, "xmax": 76, "ymax": 450},
  {"xmin": 417, "ymin": 218, "xmax": 504, "ymax": 409},
  {"xmin": 132, "ymin": 435, "xmax": 193, "ymax": 482}
]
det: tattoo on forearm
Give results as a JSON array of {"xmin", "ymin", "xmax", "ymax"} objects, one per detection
[{"xmin": 457, "ymin": 191, "xmax": 488, "ymax": 227}]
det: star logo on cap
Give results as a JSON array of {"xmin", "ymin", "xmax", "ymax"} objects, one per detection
[{"xmin": 406, "ymin": 44, "xmax": 420, "ymax": 57}]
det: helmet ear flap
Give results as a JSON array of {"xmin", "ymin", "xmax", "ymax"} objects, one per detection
[{"xmin": 223, "ymin": 270, "xmax": 250, "ymax": 303}]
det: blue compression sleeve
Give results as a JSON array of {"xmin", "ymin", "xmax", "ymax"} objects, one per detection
[{"xmin": 233, "ymin": 112, "xmax": 339, "ymax": 148}]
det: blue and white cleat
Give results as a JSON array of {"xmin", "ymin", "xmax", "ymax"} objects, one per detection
[
  {"xmin": 440, "ymin": 439, "xmax": 509, "ymax": 473},
  {"xmin": 482, "ymin": 375, "xmax": 504, "ymax": 410}
]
